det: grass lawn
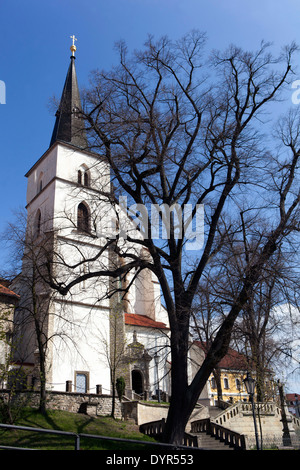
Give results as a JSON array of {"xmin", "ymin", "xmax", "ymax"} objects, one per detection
[{"xmin": 0, "ymin": 408, "xmax": 158, "ymax": 450}]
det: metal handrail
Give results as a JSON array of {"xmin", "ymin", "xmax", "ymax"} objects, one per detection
[
  {"xmin": 0, "ymin": 422, "xmax": 81, "ymax": 450},
  {"xmin": 0, "ymin": 422, "xmax": 201, "ymax": 451}
]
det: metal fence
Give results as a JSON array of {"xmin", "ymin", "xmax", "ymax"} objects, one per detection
[{"xmin": 0, "ymin": 422, "xmax": 202, "ymax": 451}]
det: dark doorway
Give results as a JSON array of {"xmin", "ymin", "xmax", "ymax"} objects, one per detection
[{"xmin": 132, "ymin": 370, "xmax": 143, "ymax": 395}]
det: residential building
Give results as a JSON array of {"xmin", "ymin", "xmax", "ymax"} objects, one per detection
[
  {"xmin": 191, "ymin": 341, "xmax": 260, "ymax": 405},
  {"xmin": 286, "ymin": 393, "xmax": 300, "ymax": 417},
  {"xmin": 0, "ymin": 282, "xmax": 19, "ymax": 387}
]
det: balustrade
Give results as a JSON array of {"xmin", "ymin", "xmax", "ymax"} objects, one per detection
[
  {"xmin": 190, "ymin": 418, "xmax": 246, "ymax": 450},
  {"xmin": 140, "ymin": 418, "xmax": 198, "ymax": 447}
]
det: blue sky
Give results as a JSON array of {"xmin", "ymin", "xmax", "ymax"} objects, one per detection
[
  {"xmin": 1, "ymin": 0, "xmax": 300, "ymax": 390},
  {"xmin": 1, "ymin": 0, "xmax": 300, "ymax": 259}
]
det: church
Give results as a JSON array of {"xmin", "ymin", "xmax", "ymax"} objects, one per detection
[{"xmin": 11, "ymin": 39, "xmax": 173, "ymax": 400}]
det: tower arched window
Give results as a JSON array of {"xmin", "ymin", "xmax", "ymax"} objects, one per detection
[
  {"xmin": 77, "ymin": 202, "xmax": 90, "ymax": 233},
  {"xmin": 37, "ymin": 172, "xmax": 44, "ymax": 194},
  {"xmin": 34, "ymin": 209, "xmax": 42, "ymax": 238},
  {"xmin": 77, "ymin": 167, "xmax": 90, "ymax": 187},
  {"xmin": 84, "ymin": 171, "xmax": 89, "ymax": 187}
]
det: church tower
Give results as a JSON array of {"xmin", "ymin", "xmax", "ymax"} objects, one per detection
[
  {"xmin": 16, "ymin": 38, "xmax": 114, "ymax": 395},
  {"xmin": 13, "ymin": 38, "xmax": 171, "ymax": 400}
]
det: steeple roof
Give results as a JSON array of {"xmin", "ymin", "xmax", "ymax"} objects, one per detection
[{"xmin": 50, "ymin": 46, "xmax": 87, "ymax": 150}]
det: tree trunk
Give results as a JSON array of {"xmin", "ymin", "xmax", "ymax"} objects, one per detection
[
  {"xmin": 213, "ymin": 368, "xmax": 223, "ymax": 405},
  {"xmin": 111, "ymin": 370, "xmax": 116, "ymax": 419},
  {"xmin": 163, "ymin": 365, "xmax": 190, "ymax": 445},
  {"xmin": 163, "ymin": 390, "xmax": 189, "ymax": 445},
  {"xmin": 38, "ymin": 349, "xmax": 47, "ymax": 415},
  {"xmin": 162, "ymin": 321, "xmax": 190, "ymax": 445}
]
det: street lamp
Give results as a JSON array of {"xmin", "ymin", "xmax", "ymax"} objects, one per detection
[
  {"xmin": 154, "ymin": 352, "xmax": 161, "ymax": 403},
  {"xmin": 243, "ymin": 372, "xmax": 260, "ymax": 450}
]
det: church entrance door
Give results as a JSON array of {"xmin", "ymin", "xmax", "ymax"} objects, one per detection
[{"xmin": 131, "ymin": 370, "xmax": 143, "ymax": 395}]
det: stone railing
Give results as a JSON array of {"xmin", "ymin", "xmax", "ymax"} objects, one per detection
[
  {"xmin": 191, "ymin": 418, "xmax": 246, "ymax": 450},
  {"xmin": 213, "ymin": 401, "xmax": 300, "ymax": 429},
  {"xmin": 140, "ymin": 418, "xmax": 166, "ymax": 439},
  {"xmin": 213, "ymin": 401, "xmax": 279, "ymax": 427},
  {"xmin": 140, "ymin": 418, "xmax": 198, "ymax": 447}
]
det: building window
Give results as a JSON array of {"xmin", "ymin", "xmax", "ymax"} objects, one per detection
[
  {"xmin": 77, "ymin": 167, "xmax": 90, "ymax": 187},
  {"xmin": 37, "ymin": 172, "xmax": 44, "ymax": 194},
  {"xmin": 210, "ymin": 377, "xmax": 216, "ymax": 389},
  {"xmin": 77, "ymin": 202, "xmax": 90, "ymax": 233},
  {"xmin": 75, "ymin": 372, "xmax": 89, "ymax": 393},
  {"xmin": 34, "ymin": 209, "xmax": 41, "ymax": 237},
  {"xmin": 223, "ymin": 377, "xmax": 229, "ymax": 389},
  {"xmin": 84, "ymin": 171, "xmax": 89, "ymax": 187}
]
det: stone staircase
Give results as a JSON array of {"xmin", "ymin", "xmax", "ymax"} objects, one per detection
[
  {"xmin": 138, "ymin": 400, "xmax": 300, "ymax": 450},
  {"xmin": 186, "ymin": 405, "xmax": 234, "ymax": 449},
  {"xmin": 191, "ymin": 401, "xmax": 300, "ymax": 450},
  {"xmin": 192, "ymin": 431, "xmax": 234, "ymax": 450},
  {"xmin": 140, "ymin": 415, "xmax": 239, "ymax": 450}
]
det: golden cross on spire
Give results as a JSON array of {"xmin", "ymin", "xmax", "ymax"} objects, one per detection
[{"xmin": 70, "ymin": 35, "xmax": 77, "ymax": 56}]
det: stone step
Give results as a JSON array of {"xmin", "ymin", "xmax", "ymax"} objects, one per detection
[
  {"xmin": 192, "ymin": 433, "xmax": 234, "ymax": 450},
  {"xmin": 208, "ymin": 406, "xmax": 224, "ymax": 418}
]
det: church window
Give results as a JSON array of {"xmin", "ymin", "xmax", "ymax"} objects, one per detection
[
  {"xmin": 37, "ymin": 172, "xmax": 44, "ymax": 194},
  {"xmin": 77, "ymin": 167, "xmax": 90, "ymax": 187},
  {"xmin": 77, "ymin": 202, "xmax": 90, "ymax": 233},
  {"xmin": 34, "ymin": 209, "xmax": 42, "ymax": 237},
  {"xmin": 75, "ymin": 372, "xmax": 89, "ymax": 393},
  {"xmin": 73, "ymin": 106, "xmax": 80, "ymax": 119},
  {"xmin": 84, "ymin": 171, "xmax": 89, "ymax": 187}
]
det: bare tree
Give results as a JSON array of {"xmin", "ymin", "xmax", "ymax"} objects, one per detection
[
  {"xmin": 45, "ymin": 33, "xmax": 300, "ymax": 444},
  {"xmin": 98, "ymin": 298, "xmax": 128, "ymax": 418},
  {"xmin": 1, "ymin": 210, "xmax": 85, "ymax": 414},
  {"xmin": 193, "ymin": 217, "xmax": 300, "ymax": 403}
]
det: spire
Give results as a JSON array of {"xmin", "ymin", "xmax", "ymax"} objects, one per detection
[{"xmin": 50, "ymin": 36, "xmax": 88, "ymax": 150}]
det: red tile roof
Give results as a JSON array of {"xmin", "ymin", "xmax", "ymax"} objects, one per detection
[
  {"xmin": 0, "ymin": 283, "xmax": 19, "ymax": 300},
  {"xmin": 125, "ymin": 313, "xmax": 168, "ymax": 330},
  {"xmin": 286, "ymin": 393, "xmax": 300, "ymax": 401},
  {"xmin": 194, "ymin": 341, "xmax": 249, "ymax": 370}
]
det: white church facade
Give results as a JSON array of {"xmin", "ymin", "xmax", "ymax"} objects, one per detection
[{"xmin": 11, "ymin": 42, "xmax": 174, "ymax": 401}]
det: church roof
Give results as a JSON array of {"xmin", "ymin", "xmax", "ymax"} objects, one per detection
[
  {"xmin": 125, "ymin": 313, "xmax": 169, "ymax": 330},
  {"xmin": 0, "ymin": 283, "xmax": 19, "ymax": 300},
  {"xmin": 193, "ymin": 341, "xmax": 250, "ymax": 371},
  {"xmin": 49, "ymin": 50, "xmax": 87, "ymax": 150}
]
